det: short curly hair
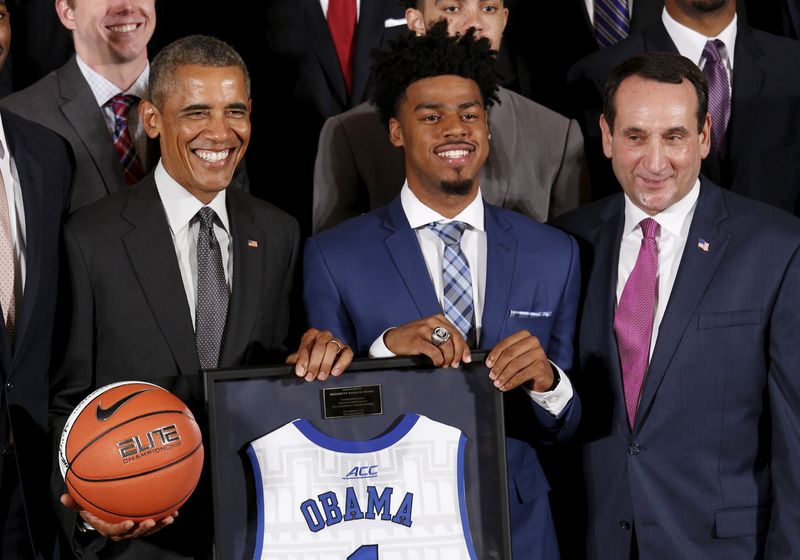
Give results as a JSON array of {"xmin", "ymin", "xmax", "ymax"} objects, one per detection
[{"xmin": 370, "ymin": 20, "xmax": 499, "ymax": 126}]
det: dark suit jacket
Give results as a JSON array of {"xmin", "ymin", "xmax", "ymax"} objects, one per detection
[
  {"xmin": 501, "ymin": 0, "xmax": 663, "ymax": 113},
  {"xmin": 303, "ymin": 196, "xmax": 582, "ymax": 559},
  {"xmin": 248, "ymin": 0, "xmax": 405, "ymax": 233},
  {"xmin": 0, "ymin": 56, "xmax": 158, "ymax": 211},
  {"xmin": 567, "ymin": 19, "xmax": 800, "ymax": 214},
  {"xmin": 51, "ymin": 176, "xmax": 299, "ymax": 559},
  {"xmin": 0, "ymin": 109, "xmax": 72, "ymax": 559},
  {"xmin": 313, "ymin": 86, "xmax": 588, "ymax": 232},
  {"xmin": 556, "ymin": 179, "xmax": 800, "ymax": 559}
]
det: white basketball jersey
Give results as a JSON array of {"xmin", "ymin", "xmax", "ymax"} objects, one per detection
[{"xmin": 247, "ymin": 414, "xmax": 476, "ymax": 560}]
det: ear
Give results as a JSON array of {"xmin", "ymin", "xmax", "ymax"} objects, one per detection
[
  {"xmin": 599, "ymin": 114, "xmax": 614, "ymax": 159},
  {"xmin": 389, "ymin": 117, "xmax": 404, "ymax": 148},
  {"xmin": 699, "ymin": 112, "xmax": 712, "ymax": 159},
  {"xmin": 405, "ymin": 8, "xmax": 426, "ymax": 36},
  {"xmin": 501, "ymin": 7, "xmax": 509, "ymax": 33},
  {"xmin": 139, "ymin": 100, "xmax": 161, "ymax": 140},
  {"xmin": 55, "ymin": 0, "xmax": 77, "ymax": 31}
]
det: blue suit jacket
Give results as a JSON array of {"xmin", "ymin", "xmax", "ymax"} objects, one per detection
[
  {"xmin": 304, "ymin": 196, "xmax": 581, "ymax": 558},
  {"xmin": 556, "ymin": 179, "xmax": 800, "ymax": 559}
]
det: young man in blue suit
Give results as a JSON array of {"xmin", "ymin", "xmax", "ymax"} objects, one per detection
[
  {"xmin": 298, "ymin": 23, "xmax": 581, "ymax": 560},
  {"xmin": 557, "ymin": 52, "xmax": 800, "ymax": 559}
]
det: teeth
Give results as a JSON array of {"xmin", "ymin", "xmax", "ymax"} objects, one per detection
[
  {"xmin": 438, "ymin": 150, "xmax": 469, "ymax": 159},
  {"xmin": 108, "ymin": 24, "xmax": 138, "ymax": 32},
  {"xmin": 195, "ymin": 149, "xmax": 229, "ymax": 162}
]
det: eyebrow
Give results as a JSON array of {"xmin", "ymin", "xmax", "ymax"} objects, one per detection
[
  {"xmin": 180, "ymin": 102, "xmax": 249, "ymax": 113},
  {"xmin": 413, "ymin": 100, "xmax": 482, "ymax": 111}
]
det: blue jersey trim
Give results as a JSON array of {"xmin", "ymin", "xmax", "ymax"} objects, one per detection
[
  {"xmin": 457, "ymin": 434, "xmax": 478, "ymax": 560},
  {"xmin": 246, "ymin": 445, "xmax": 266, "ymax": 559},
  {"xmin": 293, "ymin": 414, "xmax": 420, "ymax": 453}
]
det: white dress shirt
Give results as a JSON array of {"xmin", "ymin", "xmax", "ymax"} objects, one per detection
[
  {"xmin": 662, "ymin": 8, "xmax": 737, "ymax": 94},
  {"xmin": 0, "ymin": 115, "xmax": 26, "ymax": 306},
  {"xmin": 584, "ymin": 0, "xmax": 636, "ymax": 25},
  {"xmin": 370, "ymin": 183, "xmax": 573, "ymax": 415},
  {"xmin": 319, "ymin": 0, "xmax": 361, "ymax": 21},
  {"xmin": 75, "ymin": 55, "xmax": 150, "ymax": 170},
  {"xmin": 154, "ymin": 161, "xmax": 232, "ymax": 326},
  {"xmin": 617, "ymin": 180, "xmax": 700, "ymax": 359}
]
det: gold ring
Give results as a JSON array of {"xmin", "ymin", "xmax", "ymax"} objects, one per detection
[{"xmin": 326, "ymin": 339, "xmax": 344, "ymax": 354}]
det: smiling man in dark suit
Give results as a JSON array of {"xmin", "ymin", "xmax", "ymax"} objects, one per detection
[
  {"xmin": 557, "ymin": 52, "xmax": 800, "ymax": 559},
  {"xmin": 0, "ymin": 4, "xmax": 73, "ymax": 558},
  {"xmin": 301, "ymin": 25, "xmax": 581, "ymax": 559},
  {"xmin": 51, "ymin": 35, "xmax": 351, "ymax": 560},
  {"xmin": 568, "ymin": 0, "xmax": 800, "ymax": 213}
]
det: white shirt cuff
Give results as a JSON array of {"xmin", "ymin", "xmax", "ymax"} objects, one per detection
[
  {"xmin": 523, "ymin": 361, "xmax": 574, "ymax": 416},
  {"xmin": 368, "ymin": 328, "xmax": 397, "ymax": 358}
]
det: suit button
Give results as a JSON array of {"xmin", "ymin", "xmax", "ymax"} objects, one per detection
[
  {"xmin": 619, "ymin": 521, "xmax": 631, "ymax": 530},
  {"xmin": 5, "ymin": 381, "xmax": 12, "ymax": 390},
  {"xmin": 627, "ymin": 443, "xmax": 640, "ymax": 455}
]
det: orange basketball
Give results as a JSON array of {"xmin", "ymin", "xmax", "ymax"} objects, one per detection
[{"xmin": 59, "ymin": 381, "xmax": 204, "ymax": 523}]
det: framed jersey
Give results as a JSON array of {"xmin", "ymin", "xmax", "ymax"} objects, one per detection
[{"xmin": 205, "ymin": 354, "xmax": 511, "ymax": 559}]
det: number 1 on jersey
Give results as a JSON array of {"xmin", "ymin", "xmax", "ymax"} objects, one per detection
[{"xmin": 348, "ymin": 544, "xmax": 378, "ymax": 560}]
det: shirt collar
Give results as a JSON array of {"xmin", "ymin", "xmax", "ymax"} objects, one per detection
[
  {"xmin": 662, "ymin": 8, "xmax": 737, "ymax": 69},
  {"xmin": 400, "ymin": 181, "xmax": 485, "ymax": 232},
  {"xmin": 75, "ymin": 55, "xmax": 150, "ymax": 107},
  {"xmin": 622, "ymin": 178, "xmax": 700, "ymax": 238},
  {"xmin": 154, "ymin": 160, "xmax": 229, "ymax": 235},
  {"xmin": 0, "ymin": 112, "xmax": 7, "ymax": 162}
]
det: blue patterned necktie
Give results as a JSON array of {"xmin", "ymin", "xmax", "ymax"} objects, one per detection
[
  {"xmin": 195, "ymin": 207, "xmax": 229, "ymax": 369},
  {"xmin": 426, "ymin": 221, "xmax": 474, "ymax": 342},
  {"xmin": 594, "ymin": 0, "xmax": 631, "ymax": 48}
]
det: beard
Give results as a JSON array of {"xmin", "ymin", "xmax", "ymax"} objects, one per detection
[
  {"xmin": 691, "ymin": 0, "xmax": 728, "ymax": 12},
  {"xmin": 440, "ymin": 178, "xmax": 474, "ymax": 196}
]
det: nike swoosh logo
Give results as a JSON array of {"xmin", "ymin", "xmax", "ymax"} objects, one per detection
[{"xmin": 96, "ymin": 389, "xmax": 153, "ymax": 421}]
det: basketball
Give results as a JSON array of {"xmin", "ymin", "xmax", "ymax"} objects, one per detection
[{"xmin": 59, "ymin": 381, "xmax": 204, "ymax": 523}]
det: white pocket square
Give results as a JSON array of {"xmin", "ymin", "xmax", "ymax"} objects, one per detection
[
  {"xmin": 509, "ymin": 310, "xmax": 552, "ymax": 319},
  {"xmin": 384, "ymin": 18, "xmax": 407, "ymax": 28}
]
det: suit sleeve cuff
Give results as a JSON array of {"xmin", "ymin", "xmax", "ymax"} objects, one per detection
[
  {"xmin": 368, "ymin": 328, "xmax": 397, "ymax": 358},
  {"xmin": 522, "ymin": 361, "xmax": 574, "ymax": 416}
]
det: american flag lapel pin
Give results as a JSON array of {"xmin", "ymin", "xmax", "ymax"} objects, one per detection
[
  {"xmin": 697, "ymin": 238, "xmax": 710, "ymax": 252},
  {"xmin": 248, "ymin": 239, "xmax": 259, "ymax": 248}
]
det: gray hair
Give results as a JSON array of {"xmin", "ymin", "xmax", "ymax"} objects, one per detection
[{"xmin": 148, "ymin": 35, "xmax": 251, "ymax": 109}]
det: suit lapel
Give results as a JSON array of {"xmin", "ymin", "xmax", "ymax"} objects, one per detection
[
  {"xmin": 726, "ymin": 24, "xmax": 765, "ymax": 179},
  {"xmin": 635, "ymin": 182, "xmax": 730, "ymax": 431},
  {"xmin": 120, "ymin": 178, "xmax": 199, "ymax": 378},
  {"xmin": 481, "ymin": 204, "xmax": 515, "ymax": 348},
  {"xmin": 588, "ymin": 199, "xmax": 628, "ymax": 434},
  {"xmin": 351, "ymin": 0, "xmax": 383, "ymax": 106},
  {"xmin": 481, "ymin": 88, "xmax": 514, "ymax": 210},
  {"xmin": 219, "ymin": 191, "xmax": 264, "ymax": 366},
  {"xmin": 381, "ymin": 198, "xmax": 441, "ymax": 318},
  {"xmin": 306, "ymin": 0, "xmax": 348, "ymax": 110},
  {"xmin": 4, "ymin": 121, "xmax": 44, "ymax": 358},
  {"xmin": 58, "ymin": 57, "xmax": 126, "ymax": 196}
]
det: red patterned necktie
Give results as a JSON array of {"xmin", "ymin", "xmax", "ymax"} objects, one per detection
[
  {"xmin": 107, "ymin": 94, "xmax": 145, "ymax": 186},
  {"xmin": 327, "ymin": 0, "xmax": 357, "ymax": 96},
  {"xmin": 614, "ymin": 218, "xmax": 659, "ymax": 428}
]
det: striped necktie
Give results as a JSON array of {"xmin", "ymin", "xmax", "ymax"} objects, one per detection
[
  {"xmin": 595, "ymin": 0, "xmax": 631, "ymax": 47},
  {"xmin": 702, "ymin": 39, "xmax": 731, "ymax": 155}
]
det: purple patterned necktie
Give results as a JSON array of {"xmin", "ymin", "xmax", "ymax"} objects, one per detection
[
  {"xmin": 594, "ymin": 0, "xmax": 631, "ymax": 48},
  {"xmin": 702, "ymin": 40, "xmax": 731, "ymax": 155},
  {"xmin": 615, "ymin": 218, "xmax": 659, "ymax": 428}
]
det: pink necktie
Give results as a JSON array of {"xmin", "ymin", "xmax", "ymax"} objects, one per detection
[
  {"xmin": 0, "ymin": 168, "xmax": 16, "ymax": 342},
  {"xmin": 614, "ymin": 218, "xmax": 659, "ymax": 428},
  {"xmin": 327, "ymin": 0, "xmax": 357, "ymax": 96}
]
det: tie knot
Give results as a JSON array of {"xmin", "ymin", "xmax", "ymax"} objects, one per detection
[
  {"xmin": 198, "ymin": 206, "xmax": 217, "ymax": 229},
  {"xmin": 106, "ymin": 94, "xmax": 139, "ymax": 117},
  {"xmin": 702, "ymin": 39, "xmax": 725, "ymax": 63},
  {"xmin": 426, "ymin": 221, "xmax": 468, "ymax": 246},
  {"xmin": 639, "ymin": 218, "xmax": 659, "ymax": 239}
]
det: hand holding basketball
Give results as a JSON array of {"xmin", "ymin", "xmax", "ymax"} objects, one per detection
[{"xmin": 60, "ymin": 493, "xmax": 177, "ymax": 541}]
